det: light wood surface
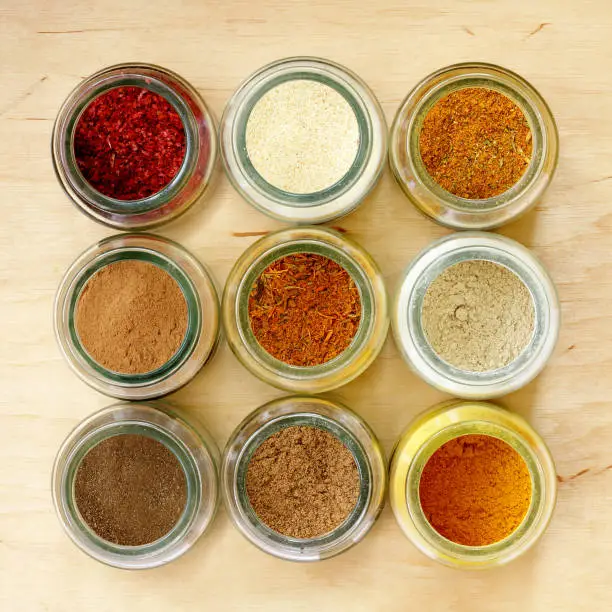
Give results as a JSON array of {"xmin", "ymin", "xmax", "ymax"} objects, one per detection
[{"xmin": 1, "ymin": 1, "xmax": 611, "ymax": 610}]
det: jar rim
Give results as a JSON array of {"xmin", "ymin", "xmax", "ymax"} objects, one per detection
[
  {"xmin": 52, "ymin": 62, "xmax": 218, "ymax": 230},
  {"xmin": 221, "ymin": 395, "xmax": 387, "ymax": 562},
  {"xmin": 220, "ymin": 56, "xmax": 387, "ymax": 223},
  {"xmin": 393, "ymin": 232, "xmax": 560, "ymax": 399},
  {"xmin": 389, "ymin": 400, "xmax": 557, "ymax": 568},
  {"xmin": 222, "ymin": 227, "xmax": 389, "ymax": 393},
  {"xmin": 233, "ymin": 412, "xmax": 373, "ymax": 549},
  {"xmin": 389, "ymin": 62, "xmax": 559, "ymax": 230},
  {"xmin": 52, "ymin": 402, "xmax": 220, "ymax": 569},
  {"xmin": 54, "ymin": 233, "xmax": 220, "ymax": 400}
]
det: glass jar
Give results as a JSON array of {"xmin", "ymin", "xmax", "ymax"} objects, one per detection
[
  {"xmin": 52, "ymin": 63, "xmax": 218, "ymax": 230},
  {"xmin": 222, "ymin": 227, "xmax": 388, "ymax": 393},
  {"xmin": 389, "ymin": 400, "xmax": 557, "ymax": 569},
  {"xmin": 55, "ymin": 233, "xmax": 219, "ymax": 400},
  {"xmin": 52, "ymin": 401, "xmax": 220, "ymax": 569},
  {"xmin": 393, "ymin": 232, "xmax": 559, "ymax": 399},
  {"xmin": 221, "ymin": 395, "xmax": 386, "ymax": 561},
  {"xmin": 220, "ymin": 56, "xmax": 387, "ymax": 223},
  {"xmin": 389, "ymin": 62, "xmax": 558, "ymax": 230}
]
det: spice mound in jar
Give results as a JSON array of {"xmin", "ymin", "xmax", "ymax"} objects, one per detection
[
  {"xmin": 246, "ymin": 425, "xmax": 360, "ymax": 539},
  {"xmin": 421, "ymin": 259, "xmax": 535, "ymax": 372},
  {"xmin": 74, "ymin": 433, "xmax": 187, "ymax": 546},
  {"xmin": 74, "ymin": 86, "xmax": 186, "ymax": 200},
  {"xmin": 419, "ymin": 87, "xmax": 533, "ymax": 200},
  {"xmin": 75, "ymin": 259, "xmax": 188, "ymax": 375},
  {"xmin": 245, "ymin": 79, "xmax": 360, "ymax": 194},
  {"xmin": 419, "ymin": 434, "xmax": 532, "ymax": 546},
  {"xmin": 247, "ymin": 253, "xmax": 362, "ymax": 367}
]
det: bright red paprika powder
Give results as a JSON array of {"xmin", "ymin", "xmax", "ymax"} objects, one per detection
[{"xmin": 73, "ymin": 86, "xmax": 186, "ymax": 201}]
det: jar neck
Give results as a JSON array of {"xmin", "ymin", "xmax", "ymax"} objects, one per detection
[
  {"xmin": 57, "ymin": 74, "xmax": 199, "ymax": 214},
  {"xmin": 66, "ymin": 247, "xmax": 202, "ymax": 386},
  {"xmin": 234, "ymin": 412, "xmax": 373, "ymax": 558},
  {"xmin": 57, "ymin": 420, "xmax": 202, "ymax": 567},
  {"xmin": 235, "ymin": 239, "xmax": 375, "ymax": 380},
  {"xmin": 405, "ymin": 420, "xmax": 545, "ymax": 566}
]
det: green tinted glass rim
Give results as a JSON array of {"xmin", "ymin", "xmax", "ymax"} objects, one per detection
[
  {"xmin": 68, "ymin": 249, "xmax": 201, "ymax": 384},
  {"xmin": 410, "ymin": 78, "xmax": 545, "ymax": 211},
  {"xmin": 235, "ymin": 414, "xmax": 372, "ymax": 547},
  {"xmin": 236, "ymin": 241, "xmax": 373, "ymax": 376},
  {"xmin": 61, "ymin": 422, "xmax": 201, "ymax": 556},
  {"xmin": 235, "ymin": 72, "xmax": 371, "ymax": 205},
  {"xmin": 64, "ymin": 77, "xmax": 196, "ymax": 214}
]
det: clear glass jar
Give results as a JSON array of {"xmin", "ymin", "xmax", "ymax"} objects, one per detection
[
  {"xmin": 389, "ymin": 62, "xmax": 558, "ymax": 230},
  {"xmin": 54, "ymin": 233, "xmax": 219, "ymax": 400},
  {"xmin": 52, "ymin": 401, "xmax": 220, "ymax": 569},
  {"xmin": 393, "ymin": 232, "xmax": 559, "ymax": 399},
  {"xmin": 389, "ymin": 400, "xmax": 557, "ymax": 569},
  {"xmin": 221, "ymin": 395, "xmax": 386, "ymax": 562},
  {"xmin": 220, "ymin": 56, "xmax": 387, "ymax": 223},
  {"xmin": 222, "ymin": 227, "xmax": 388, "ymax": 393},
  {"xmin": 52, "ymin": 63, "xmax": 218, "ymax": 230}
]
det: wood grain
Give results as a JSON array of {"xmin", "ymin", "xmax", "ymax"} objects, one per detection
[{"xmin": 1, "ymin": 1, "xmax": 611, "ymax": 610}]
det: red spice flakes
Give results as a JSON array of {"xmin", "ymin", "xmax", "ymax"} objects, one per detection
[
  {"xmin": 248, "ymin": 253, "xmax": 361, "ymax": 367},
  {"xmin": 419, "ymin": 87, "xmax": 533, "ymax": 200},
  {"xmin": 74, "ymin": 86, "xmax": 186, "ymax": 200}
]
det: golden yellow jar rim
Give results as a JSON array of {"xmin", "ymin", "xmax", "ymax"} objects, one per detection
[{"xmin": 389, "ymin": 400, "xmax": 557, "ymax": 569}]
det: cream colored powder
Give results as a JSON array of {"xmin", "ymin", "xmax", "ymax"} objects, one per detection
[
  {"xmin": 245, "ymin": 79, "xmax": 360, "ymax": 194},
  {"xmin": 421, "ymin": 260, "xmax": 535, "ymax": 372}
]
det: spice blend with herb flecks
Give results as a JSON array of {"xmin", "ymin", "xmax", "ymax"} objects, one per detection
[
  {"xmin": 248, "ymin": 253, "xmax": 361, "ymax": 366},
  {"xmin": 419, "ymin": 87, "xmax": 532, "ymax": 199}
]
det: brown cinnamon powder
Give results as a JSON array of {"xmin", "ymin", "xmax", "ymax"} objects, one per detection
[
  {"xmin": 75, "ymin": 259, "xmax": 188, "ymax": 374},
  {"xmin": 74, "ymin": 434, "xmax": 187, "ymax": 546},
  {"xmin": 245, "ymin": 425, "xmax": 360, "ymax": 539}
]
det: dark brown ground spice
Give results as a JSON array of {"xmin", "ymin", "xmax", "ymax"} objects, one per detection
[
  {"xmin": 75, "ymin": 259, "xmax": 188, "ymax": 375},
  {"xmin": 248, "ymin": 253, "xmax": 361, "ymax": 367},
  {"xmin": 74, "ymin": 434, "xmax": 187, "ymax": 546},
  {"xmin": 246, "ymin": 426, "xmax": 360, "ymax": 539},
  {"xmin": 419, "ymin": 87, "xmax": 533, "ymax": 199},
  {"xmin": 74, "ymin": 86, "xmax": 186, "ymax": 200}
]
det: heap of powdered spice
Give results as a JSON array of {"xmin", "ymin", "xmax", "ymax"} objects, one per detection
[
  {"xmin": 74, "ymin": 433, "xmax": 187, "ymax": 546},
  {"xmin": 419, "ymin": 87, "xmax": 533, "ymax": 199},
  {"xmin": 245, "ymin": 79, "xmax": 360, "ymax": 194},
  {"xmin": 419, "ymin": 434, "xmax": 532, "ymax": 547},
  {"xmin": 247, "ymin": 253, "xmax": 361, "ymax": 367},
  {"xmin": 245, "ymin": 425, "xmax": 360, "ymax": 539},
  {"xmin": 421, "ymin": 259, "xmax": 535, "ymax": 372},
  {"xmin": 75, "ymin": 259, "xmax": 188, "ymax": 374},
  {"xmin": 73, "ymin": 86, "xmax": 186, "ymax": 200}
]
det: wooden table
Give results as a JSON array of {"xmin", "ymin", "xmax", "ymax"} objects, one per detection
[{"xmin": 2, "ymin": 1, "xmax": 611, "ymax": 610}]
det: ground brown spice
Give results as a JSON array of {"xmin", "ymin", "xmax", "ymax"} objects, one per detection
[
  {"xmin": 75, "ymin": 259, "xmax": 188, "ymax": 374},
  {"xmin": 74, "ymin": 434, "xmax": 187, "ymax": 546},
  {"xmin": 419, "ymin": 87, "xmax": 533, "ymax": 199},
  {"xmin": 248, "ymin": 253, "xmax": 361, "ymax": 367},
  {"xmin": 419, "ymin": 434, "xmax": 532, "ymax": 546},
  {"xmin": 246, "ymin": 426, "xmax": 360, "ymax": 539}
]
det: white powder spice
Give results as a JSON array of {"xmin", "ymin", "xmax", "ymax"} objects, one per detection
[
  {"xmin": 245, "ymin": 79, "xmax": 360, "ymax": 194},
  {"xmin": 421, "ymin": 260, "xmax": 535, "ymax": 372}
]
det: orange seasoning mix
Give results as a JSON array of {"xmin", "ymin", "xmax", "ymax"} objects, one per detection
[
  {"xmin": 419, "ymin": 88, "xmax": 533, "ymax": 200},
  {"xmin": 419, "ymin": 434, "xmax": 532, "ymax": 546},
  {"xmin": 248, "ymin": 253, "xmax": 361, "ymax": 366}
]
